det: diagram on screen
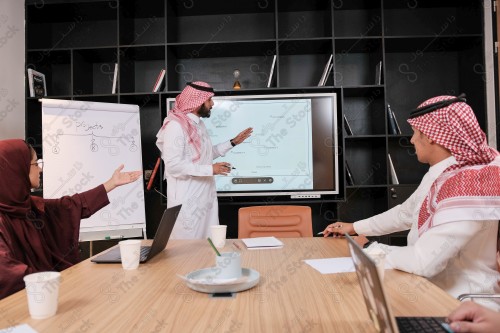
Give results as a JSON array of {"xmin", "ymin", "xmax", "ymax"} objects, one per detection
[{"xmin": 205, "ymin": 98, "xmax": 314, "ymax": 192}]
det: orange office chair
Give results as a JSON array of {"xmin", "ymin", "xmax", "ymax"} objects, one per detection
[{"xmin": 238, "ymin": 205, "xmax": 313, "ymax": 238}]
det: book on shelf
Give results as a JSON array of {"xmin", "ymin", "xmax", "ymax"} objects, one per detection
[
  {"xmin": 111, "ymin": 63, "xmax": 118, "ymax": 94},
  {"xmin": 374, "ymin": 61, "xmax": 382, "ymax": 85},
  {"xmin": 267, "ymin": 55, "xmax": 277, "ymax": 88},
  {"xmin": 321, "ymin": 64, "xmax": 333, "ymax": 86},
  {"xmin": 386, "ymin": 104, "xmax": 401, "ymax": 135},
  {"xmin": 343, "ymin": 114, "xmax": 353, "ymax": 136},
  {"xmin": 391, "ymin": 106, "xmax": 402, "ymax": 134},
  {"xmin": 152, "ymin": 69, "xmax": 166, "ymax": 92},
  {"xmin": 318, "ymin": 54, "xmax": 333, "ymax": 86},
  {"xmin": 387, "ymin": 154, "xmax": 399, "ymax": 185},
  {"xmin": 27, "ymin": 69, "xmax": 47, "ymax": 98},
  {"xmin": 345, "ymin": 161, "xmax": 355, "ymax": 186}
]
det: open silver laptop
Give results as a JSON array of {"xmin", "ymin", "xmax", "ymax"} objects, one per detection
[
  {"xmin": 345, "ymin": 234, "xmax": 453, "ymax": 333},
  {"xmin": 91, "ymin": 205, "xmax": 181, "ymax": 264}
]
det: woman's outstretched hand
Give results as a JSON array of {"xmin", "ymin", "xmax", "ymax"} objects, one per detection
[{"xmin": 104, "ymin": 165, "xmax": 142, "ymax": 193}]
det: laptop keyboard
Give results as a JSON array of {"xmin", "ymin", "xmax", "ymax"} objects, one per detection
[
  {"xmin": 111, "ymin": 246, "xmax": 150, "ymax": 261},
  {"xmin": 396, "ymin": 317, "xmax": 449, "ymax": 333},
  {"xmin": 139, "ymin": 246, "xmax": 151, "ymax": 260}
]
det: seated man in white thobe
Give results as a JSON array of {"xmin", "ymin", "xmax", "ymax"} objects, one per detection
[{"xmin": 323, "ymin": 94, "xmax": 500, "ymax": 311}]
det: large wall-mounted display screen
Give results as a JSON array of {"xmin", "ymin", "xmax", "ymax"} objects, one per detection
[{"xmin": 167, "ymin": 93, "xmax": 338, "ymax": 199}]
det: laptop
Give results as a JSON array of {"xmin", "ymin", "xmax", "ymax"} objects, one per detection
[
  {"xmin": 345, "ymin": 234, "xmax": 453, "ymax": 333},
  {"xmin": 91, "ymin": 204, "xmax": 181, "ymax": 264}
]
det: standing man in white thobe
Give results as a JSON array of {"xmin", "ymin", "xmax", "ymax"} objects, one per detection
[{"xmin": 156, "ymin": 81, "xmax": 252, "ymax": 239}]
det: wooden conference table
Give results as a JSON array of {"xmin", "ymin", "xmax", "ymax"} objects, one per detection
[{"xmin": 0, "ymin": 238, "xmax": 459, "ymax": 332}]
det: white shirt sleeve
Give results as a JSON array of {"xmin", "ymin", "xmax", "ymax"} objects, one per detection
[
  {"xmin": 212, "ymin": 141, "xmax": 233, "ymax": 159},
  {"xmin": 353, "ymin": 204, "xmax": 412, "ymax": 236},
  {"xmin": 353, "ymin": 159, "xmax": 454, "ymax": 236},
  {"xmin": 161, "ymin": 121, "xmax": 212, "ymax": 177},
  {"xmin": 382, "ymin": 220, "xmax": 484, "ymax": 278}
]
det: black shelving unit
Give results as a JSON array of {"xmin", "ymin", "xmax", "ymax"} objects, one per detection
[{"xmin": 25, "ymin": 0, "xmax": 487, "ymax": 248}]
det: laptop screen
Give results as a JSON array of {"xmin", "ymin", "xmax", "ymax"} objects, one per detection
[
  {"xmin": 346, "ymin": 234, "xmax": 398, "ymax": 333},
  {"xmin": 91, "ymin": 204, "xmax": 181, "ymax": 264}
]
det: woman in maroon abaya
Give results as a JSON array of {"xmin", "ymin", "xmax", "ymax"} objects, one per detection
[{"xmin": 0, "ymin": 139, "xmax": 141, "ymax": 299}]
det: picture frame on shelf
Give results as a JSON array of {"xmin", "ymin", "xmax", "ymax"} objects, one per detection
[{"xmin": 27, "ymin": 69, "xmax": 47, "ymax": 98}]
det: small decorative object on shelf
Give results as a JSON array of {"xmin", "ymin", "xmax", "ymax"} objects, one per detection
[
  {"xmin": 233, "ymin": 69, "xmax": 241, "ymax": 90},
  {"xmin": 27, "ymin": 68, "xmax": 47, "ymax": 98}
]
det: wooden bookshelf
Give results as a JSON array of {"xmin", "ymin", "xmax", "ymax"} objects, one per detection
[{"xmin": 25, "ymin": 0, "xmax": 487, "ymax": 248}]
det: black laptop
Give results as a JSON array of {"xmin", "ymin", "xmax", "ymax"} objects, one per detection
[
  {"xmin": 91, "ymin": 204, "xmax": 181, "ymax": 264},
  {"xmin": 345, "ymin": 234, "xmax": 453, "ymax": 333}
]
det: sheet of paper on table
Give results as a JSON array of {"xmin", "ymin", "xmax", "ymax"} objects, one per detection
[{"xmin": 304, "ymin": 257, "xmax": 355, "ymax": 274}]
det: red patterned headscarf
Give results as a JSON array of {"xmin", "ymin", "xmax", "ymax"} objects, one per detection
[
  {"xmin": 407, "ymin": 95, "xmax": 500, "ymax": 235},
  {"xmin": 156, "ymin": 82, "xmax": 214, "ymax": 162},
  {"xmin": 408, "ymin": 95, "xmax": 497, "ymax": 170},
  {"xmin": 0, "ymin": 139, "xmax": 32, "ymax": 218}
]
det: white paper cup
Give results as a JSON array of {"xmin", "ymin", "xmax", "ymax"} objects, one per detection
[
  {"xmin": 23, "ymin": 271, "xmax": 61, "ymax": 319},
  {"xmin": 210, "ymin": 225, "xmax": 227, "ymax": 248},
  {"xmin": 214, "ymin": 252, "xmax": 242, "ymax": 280},
  {"xmin": 119, "ymin": 240, "xmax": 142, "ymax": 270},
  {"xmin": 364, "ymin": 247, "xmax": 386, "ymax": 280}
]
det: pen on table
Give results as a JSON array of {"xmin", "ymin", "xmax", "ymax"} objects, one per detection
[
  {"xmin": 233, "ymin": 241, "xmax": 242, "ymax": 250},
  {"xmin": 105, "ymin": 235, "xmax": 124, "ymax": 240},
  {"xmin": 317, "ymin": 225, "xmax": 343, "ymax": 235}
]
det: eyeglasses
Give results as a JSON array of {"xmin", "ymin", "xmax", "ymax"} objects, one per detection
[{"xmin": 30, "ymin": 159, "xmax": 44, "ymax": 169}]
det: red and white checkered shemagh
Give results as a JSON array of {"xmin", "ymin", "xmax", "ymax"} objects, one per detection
[
  {"xmin": 408, "ymin": 95, "xmax": 497, "ymax": 169},
  {"xmin": 156, "ymin": 81, "xmax": 214, "ymax": 162},
  {"xmin": 407, "ymin": 95, "xmax": 500, "ymax": 235}
]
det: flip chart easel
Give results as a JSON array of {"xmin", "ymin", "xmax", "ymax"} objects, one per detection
[{"xmin": 40, "ymin": 98, "xmax": 146, "ymax": 241}]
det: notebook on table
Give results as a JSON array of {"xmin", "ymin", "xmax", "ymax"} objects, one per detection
[
  {"xmin": 91, "ymin": 204, "xmax": 181, "ymax": 264},
  {"xmin": 241, "ymin": 236, "xmax": 284, "ymax": 250},
  {"xmin": 345, "ymin": 234, "xmax": 453, "ymax": 333}
]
